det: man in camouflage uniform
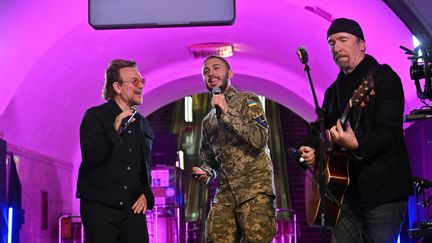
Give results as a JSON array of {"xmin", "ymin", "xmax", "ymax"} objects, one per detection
[{"xmin": 192, "ymin": 56, "xmax": 276, "ymax": 242}]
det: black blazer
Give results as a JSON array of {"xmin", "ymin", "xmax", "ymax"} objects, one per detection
[
  {"xmin": 77, "ymin": 100, "xmax": 155, "ymax": 209},
  {"xmin": 304, "ymin": 55, "xmax": 413, "ymax": 208}
]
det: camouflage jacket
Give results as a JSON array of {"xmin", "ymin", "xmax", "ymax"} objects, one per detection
[{"xmin": 200, "ymin": 85, "xmax": 275, "ymax": 205}]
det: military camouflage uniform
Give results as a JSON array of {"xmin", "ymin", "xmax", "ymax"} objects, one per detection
[{"xmin": 199, "ymin": 85, "xmax": 276, "ymax": 242}]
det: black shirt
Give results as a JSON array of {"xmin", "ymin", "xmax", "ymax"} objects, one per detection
[{"xmin": 76, "ymin": 100, "xmax": 155, "ymax": 209}]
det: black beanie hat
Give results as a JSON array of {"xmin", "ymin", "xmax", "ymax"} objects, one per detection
[{"xmin": 327, "ymin": 18, "xmax": 365, "ymax": 41}]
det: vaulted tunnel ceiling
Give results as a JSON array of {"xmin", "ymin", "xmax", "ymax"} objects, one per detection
[{"xmin": 0, "ymin": 0, "xmax": 424, "ymax": 163}]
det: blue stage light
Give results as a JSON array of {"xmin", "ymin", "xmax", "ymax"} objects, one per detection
[{"xmin": 8, "ymin": 207, "xmax": 13, "ymax": 243}]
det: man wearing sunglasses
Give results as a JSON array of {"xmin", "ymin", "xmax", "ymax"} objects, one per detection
[{"xmin": 77, "ymin": 59, "xmax": 154, "ymax": 243}]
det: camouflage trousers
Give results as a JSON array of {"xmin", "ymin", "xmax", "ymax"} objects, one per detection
[{"xmin": 205, "ymin": 193, "xmax": 276, "ymax": 243}]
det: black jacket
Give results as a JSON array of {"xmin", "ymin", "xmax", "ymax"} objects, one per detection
[
  {"xmin": 305, "ymin": 55, "xmax": 413, "ymax": 208},
  {"xmin": 76, "ymin": 100, "xmax": 155, "ymax": 209}
]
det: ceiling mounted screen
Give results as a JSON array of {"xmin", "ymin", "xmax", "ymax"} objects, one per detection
[{"xmin": 89, "ymin": 0, "xmax": 236, "ymax": 29}]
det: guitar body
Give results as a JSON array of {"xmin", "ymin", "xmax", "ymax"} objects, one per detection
[{"xmin": 305, "ymin": 150, "xmax": 350, "ymax": 227}]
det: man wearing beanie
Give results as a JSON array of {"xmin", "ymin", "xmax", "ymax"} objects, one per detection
[{"xmin": 299, "ymin": 18, "xmax": 413, "ymax": 242}]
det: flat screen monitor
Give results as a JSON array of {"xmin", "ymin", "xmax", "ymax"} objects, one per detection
[{"xmin": 89, "ymin": 0, "xmax": 236, "ymax": 29}]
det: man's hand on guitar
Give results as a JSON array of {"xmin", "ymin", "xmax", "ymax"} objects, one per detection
[
  {"xmin": 329, "ymin": 119, "xmax": 359, "ymax": 151},
  {"xmin": 299, "ymin": 146, "xmax": 316, "ymax": 167}
]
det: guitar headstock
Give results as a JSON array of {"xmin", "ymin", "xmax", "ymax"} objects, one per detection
[
  {"xmin": 340, "ymin": 75, "xmax": 376, "ymax": 127},
  {"xmin": 349, "ymin": 75, "xmax": 375, "ymax": 108}
]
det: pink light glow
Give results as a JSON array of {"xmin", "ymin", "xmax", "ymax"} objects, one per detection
[{"xmin": 0, "ymin": 0, "xmax": 418, "ymax": 216}]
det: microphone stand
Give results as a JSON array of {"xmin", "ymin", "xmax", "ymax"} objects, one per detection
[{"xmin": 302, "ymin": 62, "xmax": 329, "ymax": 242}]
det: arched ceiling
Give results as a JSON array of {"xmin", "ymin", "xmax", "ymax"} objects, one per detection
[{"xmin": 0, "ymin": 0, "xmax": 420, "ymax": 163}]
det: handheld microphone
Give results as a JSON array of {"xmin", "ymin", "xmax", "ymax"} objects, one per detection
[
  {"xmin": 119, "ymin": 107, "xmax": 138, "ymax": 133},
  {"xmin": 211, "ymin": 87, "xmax": 222, "ymax": 119},
  {"xmin": 297, "ymin": 46, "xmax": 309, "ymax": 65},
  {"xmin": 288, "ymin": 148, "xmax": 308, "ymax": 171}
]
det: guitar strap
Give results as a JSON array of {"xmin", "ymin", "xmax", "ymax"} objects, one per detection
[{"xmin": 364, "ymin": 65, "xmax": 380, "ymax": 86}]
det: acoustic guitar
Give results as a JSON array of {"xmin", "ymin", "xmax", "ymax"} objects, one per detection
[{"xmin": 305, "ymin": 75, "xmax": 375, "ymax": 227}]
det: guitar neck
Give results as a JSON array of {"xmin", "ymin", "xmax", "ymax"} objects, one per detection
[{"xmin": 340, "ymin": 100, "xmax": 352, "ymax": 128}]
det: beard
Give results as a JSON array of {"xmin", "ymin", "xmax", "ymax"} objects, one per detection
[
  {"xmin": 334, "ymin": 55, "xmax": 350, "ymax": 70},
  {"xmin": 205, "ymin": 73, "xmax": 230, "ymax": 93},
  {"xmin": 218, "ymin": 79, "xmax": 229, "ymax": 92},
  {"xmin": 132, "ymin": 97, "xmax": 143, "ymax": 106}
]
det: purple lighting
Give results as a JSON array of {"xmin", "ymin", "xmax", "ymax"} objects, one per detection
[
  {"xmin": 0, "ymin": 0, "xmax": 422, "ymax": 242},
  {"xmin": 0, "ymin": 0, "xmax": 416, "ymax": 167},
  {"xmin": 165, "ymin": 187, "xmax": 176, "ymax": 198}
]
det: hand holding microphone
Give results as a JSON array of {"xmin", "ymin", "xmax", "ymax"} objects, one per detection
[
  {"xmin": 114, "ymin": 107, "xmax": 138, "ymax": 133},
  {"xmin": 191, "ymin": 166, "xmax": 210, "ymax": 184},
  {"xmin": 211, "ymin": 87, "xmax": 228, "ymax": 119},
  {"xmin": 288, "ymin": 147, "xmax": 309, "ymax": 171},
  {"xmin": 299, "ymin": 146, "xmax": 316, "ymax": 167}
]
